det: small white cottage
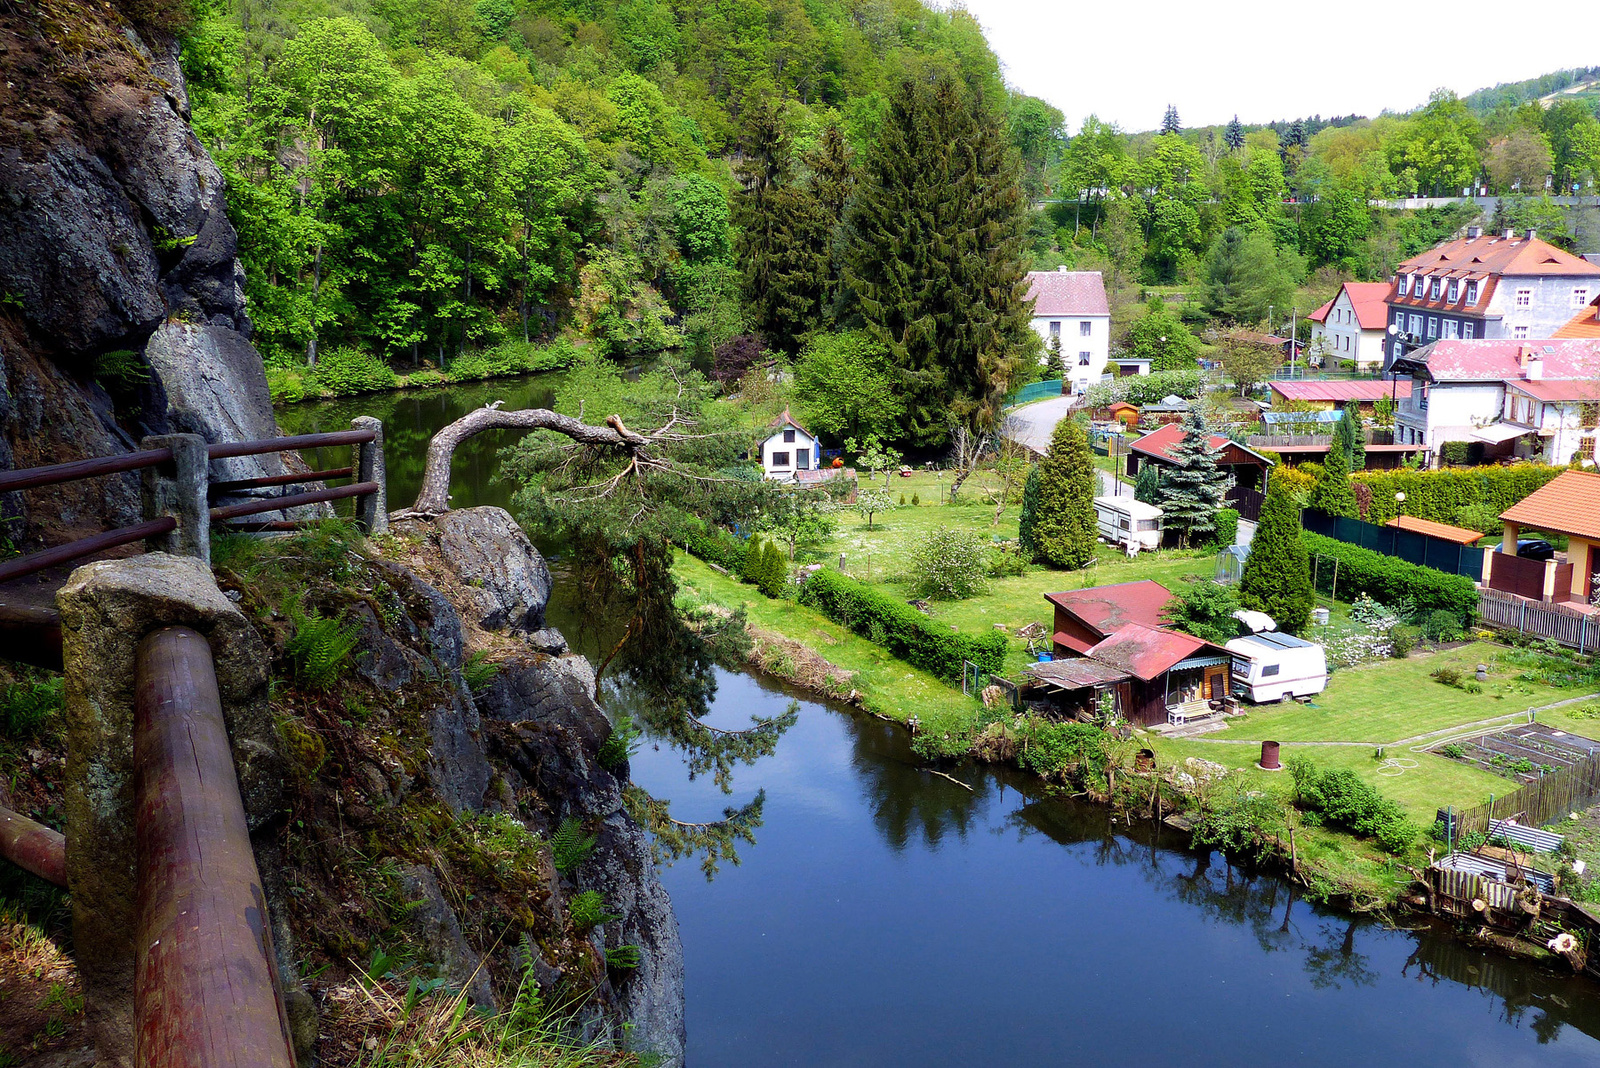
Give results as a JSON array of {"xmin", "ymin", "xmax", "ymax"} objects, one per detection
[{"xmin": 760, "ymin": 409, "xmax": 820, "ymax": 481}]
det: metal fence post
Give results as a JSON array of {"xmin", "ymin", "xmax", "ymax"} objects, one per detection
[
  {"xmin": 139, "ymin": 434, "xmax": 210, "ymax": 565},
  {"xmin": 350, "ymin": 417, "xmax": 388, "ymax": 535}
]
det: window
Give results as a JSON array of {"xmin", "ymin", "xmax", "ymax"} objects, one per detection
[
  {"xmin": 1393, "ymin": 311, "xmax": 1405, "ymax": 328},
  {"xmin": 1080, "ymin": 320, "xmax": 1092, "ymax": 336},
  {"xmin": 1429, "ymin": 278, "xmax": 1442, "ymax": 299},
  {"xmin": 796, "ymin": 448, "xmax": 810, "ymax": 468},
  {"xmin": 1514, "ymin": 325, "xmax": 1529, "ymax": 339},
  {"xmin": 1137, "ymin": 518, "xmax": 1160, "ymax": 531},
  {"xmin": 1443, "ymin": 319, "xmax": 1459, "ymax": 339},
  {"xmin": 1576, "ymin": 287, "xmax": 1591, "ymax": 308},
  {"xmin": 1397, "ymin": 274, "xmax": 1410, "ymax": 295},
  {"xmin": 1078, "ymin": 351, "xmax": 1091, "ymax": 366},
  {"xmin": 1049, "ymin": 321, "xmax": 1061, "ymax": 337},
  {"xmin": 1447, "ymin": 279, "xmax": 1460, "ymax": 302},
  {"xmin": 1463, "ymin": 322, "xmax": 1475, "ymax": 339},
  {"xmin": 1420, "ymin": 384, "xmax": 1430, "ymax": 410},
  {"xmin": 1582, "ymin": 436, "xmax": 1598, "ymax": 462},
  {"xmin": 1516, "ymin": 288, "xmax": 1532, "ymax": 307},
  {"xmin": 770, "ymin": 451, "xmax": 790, "ymax": 467},
  {"xmin": 1426, "ymin": 316, "xmax": 1438, "ymax": 338},
  {"xmin": 783, "ymin": 428, "xmax": 796, "ymax": 443},
  {"xmin": 1582, "ymin": 402, "xmax": 1600, "ymax": 427},
  {"xmin": 1466, "ymin": 280, "xmax": 1480, "ymax": 303},
  {"xmin": 1262, "ymin": 664, "xmax": 1281, "ymax": 678},
  {"xmin": 1409, "ymin": 314, "xmax": 1423, "ymax": 334}
]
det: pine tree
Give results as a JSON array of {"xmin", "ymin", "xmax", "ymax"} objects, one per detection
[
  {"xmin": 1310, "ymin": 439, "xmax": 1358, "ymax": 517},
  {"xmin": 1156, "ymin": 408, "xmax": 1228, "ymax": 546},
  {"xmin": 845, "ymin": 74, "xmax": 1036, "ymax": 446},
  {"xmin": 1224, "ymin": 115, "xmax": 1245, "ymax": 151},
  {"xmin": 1161, "ymin": 105, "xmax": 1181, "ymax": 136},
  {"xmin": 807, "ymin": 125, "xmax": 855, "ymax": 325},
  {"xmin": 1134, "ymin": 462, "xmax": 1160, "ymax": 504},
  {"xmin": 735, "ymin": 103, "xmax": 828, "ymax": 355},
  {"xmin": 1032, "ymin": 417, "xmax": 1098, "ymax": 569},
  {"xmin": 1017, "ymin": 464, "xmax": 1043, "ymax": 561},
  {"xmin": 1239, "ymin": 478, "xmax": 1314, "ymax": 634}
]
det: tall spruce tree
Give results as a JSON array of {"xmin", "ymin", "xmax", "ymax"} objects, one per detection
[
  {"xmin": 735, "ymin": 103, "xmax": 827, "ymax": 355},
  {"xmin": 1239, "ymin": 477, "xmax": 1315, "ymax": 633},
  {"xmin": 1337, "ymin": 402, "xmax": 1365, "ymax": 471},
  {"xmin": 1224, "ymin": 115, "xmax": 1245, "ymax": 151},
  {"xmin": 1156, "ymin": 408, "xmax": 1228, "ymax": 546},
  {"xmin": 1162, "ymin": 105, "xmax": 1181, "ymax": 135},
  {"xmin": 845, "ymin": 74, "xmax": 1035, "ymax": 446},
  {"xmin": 1032, "ymin": 417, "xmax": 1098, "ymax": 569},
  {"xmin": 1134, "ymin": 462, "xmax": 1160, "ymax": 504},
  {"xmin": 807, "ymin": 124, "xmax": 856, "ymax": 325},
  {"xmin": 1310, "ymin": 438, "xmax": 1358, "ymax": 517},
  {"xmin": 1017, "ymin": 464, "xmax": 1043, "ymax": 560}
]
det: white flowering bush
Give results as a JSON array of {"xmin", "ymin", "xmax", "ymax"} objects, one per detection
[
  {"xmin": 1325, "ymin": 629, "xmax": 1393, "ymax": 667},
  {"xmin": 908, "ymin": 527, "xmax": 990, "ymax": 600}
]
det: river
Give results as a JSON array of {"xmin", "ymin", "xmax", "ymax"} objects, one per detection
[{"xmin": 280, "ymin": 376, "xmax": 1600, "ymax": 1066}]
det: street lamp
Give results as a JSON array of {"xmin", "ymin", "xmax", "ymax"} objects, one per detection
[{"xmin": 1395, "ymin": 491, "xmax": 1407, "ymax": 519}]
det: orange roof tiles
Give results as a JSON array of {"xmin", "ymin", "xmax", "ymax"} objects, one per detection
[
  {"xmin": 1501, "ymin": 470, "xmax": 1600, "ymax": 542},
  {"xmin": 1385, "ymin": 515, "xmax": 1487, "ymax": 545},
  {"xmin": 1555, "ymin": 297, "xmax": 1600, "ymax": 339},
  {"xmin": 1044, "ymin": 581, "xmax": 1175, "ymax": 636}
]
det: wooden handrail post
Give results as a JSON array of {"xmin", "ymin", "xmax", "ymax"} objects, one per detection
[
  {"xmin": 139, "ymin": 434, "xmax": 211, "ymax": 566},
  {"xmin": 133, "ymin": 627, "xmax": 296, "ymax": 1068},
  {"xmin": 350, "ymin": 417, "xmax": 387, "ymax": 535}
]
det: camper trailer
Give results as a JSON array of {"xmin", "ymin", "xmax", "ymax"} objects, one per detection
[
  {"xmin": 1226, "ymin": 631, "xmax": 1328, "ymax": 703},
  {"xmin": 1094, "ymin": 496, "xmax": 1163, "ymax": 552}
]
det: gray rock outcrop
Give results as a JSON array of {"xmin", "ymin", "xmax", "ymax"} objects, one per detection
[{"xmin": 435, "ymin": 508, "xmax": 554, "ymax": 632}]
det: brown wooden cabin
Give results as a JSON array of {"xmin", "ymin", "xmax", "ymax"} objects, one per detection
[
  {"xmin": 1045, "ymin": 580, "xmax": 1175, "ymax": 656},
  {"xmin": 1124, "ymin": 423, "xmax": 1273, "ymax": 493},
  {"xmin": 1026, "ymin": 622, "xmax": 1232, "ymax": 727}
]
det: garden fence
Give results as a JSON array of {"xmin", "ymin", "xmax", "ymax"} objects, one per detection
[
  {"xmin": 963, "ymin": 659, "xmax": 1020, "ymax": 710},
  {"xmin": 1448, "ymin": 751, "xmax": 1600, "ymax": 835},
  {"xmin": 1301, "ymin": 508, "xmax": 1484, "ymax": 581},
  {"xmin": 1004, "ymin": 379, "xmax": 1064, "ymax": 409},
  {"xmin": 1477, "ymin": 588, "xmax": 1600, "ymax": 653}
]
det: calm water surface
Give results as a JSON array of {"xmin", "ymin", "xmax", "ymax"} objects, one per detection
[{"xmin": 284, "ymin": 377, "xmax": 1600, "ymax": 1066}]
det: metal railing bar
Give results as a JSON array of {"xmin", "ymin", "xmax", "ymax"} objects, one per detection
[
  {"xmin": 0, "ymin": 517, "xmax": 177, "ymax": 586},
  {"xmin": 208, "ymin": 481, "xmax": 378, "ymax": 523}
]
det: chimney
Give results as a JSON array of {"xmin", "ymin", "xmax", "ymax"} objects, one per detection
[
  {"xmin": 1502, "ymin": 228, "xmax": 1514, "ymax": 240},
  {"xmin": 1526, "ymin": 229, "xmax": 1537, "ymax": 242},
  {"xmin": 1526, "ymin": 355, "xmax": 1544, "ymax": 380},
  {"xmin": 1466, "ymin": 225, "xmax": 1482, "ymax": 239},
  {"xmin": 1057, "ymin": 265, "xmax": 1068, "ymax": 273}
]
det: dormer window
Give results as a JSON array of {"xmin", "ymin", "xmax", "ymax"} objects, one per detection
[
  {"xmin": 1465, "ymin": 280, "xmax": 1479, "ymax": 303},
  {"xmin": 1397, "ymin": 274, "xmax": 1410, "ymax": 296},
  {"xmin": 1447, "ymin": 279, "xmax": 1460, "ymax": 302},
  {"xmin": 1429, "ymin": 278, "xmax": 1442, "ymax": 300}
]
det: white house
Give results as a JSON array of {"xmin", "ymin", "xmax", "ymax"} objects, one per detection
[
  {"xmin": 1023, "ymin": 268, "xmax": 1114, "ymax": 395},
  {"xmin": 1307, "ymin": 282, "xmax": 1390, "ymax": 370},
  {"xmin": 759, "ymin": 409, "xmax": 820, "ymax": 482},
  {"xmin": 1394, "ymin": 338, "xmax": 1600, "ymax": 465}
]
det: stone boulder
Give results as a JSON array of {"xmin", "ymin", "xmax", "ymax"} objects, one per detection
[
  {"xmin": 435, "ymin": 507, "xmax": 553, "ymax": 632},
  {"xmin": 142, "ymin": 321, "xmax": 283, "ymax": 484},
  {"xmin": 395, "ymin": 865, "xmax": 497, "ymax": 1011}
]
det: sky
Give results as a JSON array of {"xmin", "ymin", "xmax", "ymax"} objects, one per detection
[{"xmin": 947, "ymin": 0, "xmax": 1600, "ymax": 132}]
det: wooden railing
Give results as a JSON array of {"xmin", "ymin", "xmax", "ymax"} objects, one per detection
[
  {"xmin": 0, "ymin": 421, "xmax": 386, "ymax": 585},
  {"xmin": 1478, "ymin": 588, "xmax": 1600, "ymax": 653}
]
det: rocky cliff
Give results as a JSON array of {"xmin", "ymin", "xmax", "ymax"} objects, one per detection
[{"xmin": 0, "ymin": 1, "xmax": 283, "ymax": 545}]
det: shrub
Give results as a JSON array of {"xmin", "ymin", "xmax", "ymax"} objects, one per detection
[
  {"xmin": 1212, "ymin": 508, "xmax": 1239, "ymax": 549},
  {"xmin": 1439, "ymin": 441, "xmax": 1472, "ymax": 466},
  {"xmin": 674, "ymin": 518, "xmax": 747, "ymax": 575},
  {"xmin": 0, "ymin": 675, "xmax": 63, "ymax": 738},
  {"xmin": 1426, "ymin": 608, "xmax": 1464, "ymax": 642},
  {"xmin": 988, "ymin": 540, "xmax": 1029, "ymax": 578},
  {"xmin": 911, "ymin": 492, "xmax": 920, "ymax": 506},
  {"xmin": 443, "ymin": 338, "xmax": 579, "ymax": 382},
  {"xmin": 1389, "ymin": 624, "xmax": 1420, "ymax": 658},
  {"xmin": 1430, "ymin": 666, "xmax": 1462, "ymax": 687},
  {"xmin": 310, "ymin": 346, "xmax": 398, "ymax": 396},
  {"xmin": 1302, "ymin": 532, "xmax": 1477, "ymax": 625},
  {"xmin": 284, "ymin": 596, "xmax": 362, "ymax": 689},
  {"xmin": 755, "ymin": 541, "xmax": 788, "ymax": 598},
  {"xmin": 265, "ymin": 364, "xmax": 308, "ymax": 404},
  {"xmin": 908, "ymin": 527, "xmax": 990, "ymax": 600},
  {"xmin": 1288, "ymin": 758, "xmax": 1417, "ymax": 853},
  {"xmin": 1440, "ymin": 743, "xmax": 1467, "ymax": 759},
  {"xmin": 798, "ymin": 568, "xmax": 1006, "ymax": 679},
  {"xmin": 1017, "ymin": 721, "xmax": 1110, "ymax": 782}
]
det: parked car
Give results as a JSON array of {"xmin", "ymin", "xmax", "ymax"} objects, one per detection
[
  {"xmin": 1226, "ymin": 632, "xmax": 1328, "ymax": 703},
  {"xmin": 1516, "ymin": 538, "xmax": 1556, "ymax": 561}
]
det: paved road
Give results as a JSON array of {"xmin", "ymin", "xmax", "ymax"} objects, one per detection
[{"xmin": 1002, "ymin": 396, "xmax": 1076, "ymax": 455}]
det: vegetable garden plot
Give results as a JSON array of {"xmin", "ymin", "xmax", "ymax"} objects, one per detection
[{"xmin": 1440, "ymin": 724, "xmax": 1600, "ymax": 783}]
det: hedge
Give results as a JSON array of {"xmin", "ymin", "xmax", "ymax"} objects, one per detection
[
  {"xmin": 673, "ymin": 519, "xmax": 747, "ymax": 575},
  {"xmin": 798, "ymin": 568, "xmax": 1007, "ymax": 680},
  {"xmin": 1302, "ymin": 533, "xmax": 1478, "ymax": 623},
  {"xmin": 1347, "ymin": 464, "xmax": 1564, "ymax": 527},
  {"xmin": 1212, "ymin": 508, "xmax": 1239, "ymax": 550}
]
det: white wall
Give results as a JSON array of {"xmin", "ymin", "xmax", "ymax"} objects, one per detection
[
  {"xmin": 1395, "ymin": 381, "xmax": 1505, "ymax": 456},
  {"xmin": 761, "ymin": 428, "xmax": 819, "ymax": 480},
  {"xmin": 1484, "ymin": 275, "xmax": 1600, "ymax": 338},
  {"xmin": 1031, "ymin": 314, "xmax": 1110, "ymax": 394}
]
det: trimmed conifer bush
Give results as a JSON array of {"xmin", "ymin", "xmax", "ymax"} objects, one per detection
[
  {"xmin": 1309, "ymin": 439, "xmax": 1357, "ymax": 517},
  {"xmin": 1017, "ymin": 465, "xmax": 1043, "ymax": 560},
  {"xmin": 1239, "ymin": 478, "xmax": 1314, "ymax": 633},
  {"xmin": 1033, "ymin": 417, "xmax": 1097, "ymax": 569}
]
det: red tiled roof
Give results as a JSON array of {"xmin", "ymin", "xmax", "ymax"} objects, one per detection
[
  {"xmin": 1342, "ymin": 283, "xmax": 1394, "ymax": 330},
  {"xmin": 1507, "ymin": 378, "xmax": 1600, "ymax": 403},
  {"xmin": 1555, "ymin": 296, "xmax": 1600, "ymax": 339},
  {"xmin": 1307, "ymin": 297, "xmax": 1335, "ymax": 324},
  {"xmin": 1269, "ymin": 380, "xmax": 1412, "ymax": 403},
  {"xmin": 1044, "ymin": 581, "xmax": 1174, "ymax": 637},
  {"xmin": 1024, "ymin": 270, "xmax": 1111, "ymax": 317},
  {"xmin": 1087, "ymin": 622, "xmax": 1215, "ymax": 683},
  {"xmin": 1411, "ymin": 338, "xmax": 1600, "ymax": 382},
  {"xmin": 1501, "ymin": 470, "xmax": 1600, "ymax": 541},
  {"xmin": 1127, "ymin": 422, "xmax": 1225, "ymax": 461}
]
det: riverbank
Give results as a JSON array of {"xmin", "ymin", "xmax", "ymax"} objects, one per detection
[{"xmin": 267, "ymin": 339, "xmax": 579, "ymax": 405}]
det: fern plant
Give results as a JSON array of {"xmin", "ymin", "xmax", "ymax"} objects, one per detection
[
  {"xmin": 566, "ymin": 889, "xmax": 620, "ymax": 932},
  {"xmin": 596, "ymin": 712, "xmax": 641, "ymax": 771},
  {"xmin": 604, "ymin": 945, "xmax": 642, "ymax": 970},
  {"xmin": 284, "ymin": 594, "xmax": 362, "ymax": 690},
  {"xmin": 462, "ymin": 650, "xmax": 498, "ymax": 691},
  {"xmin": 550, "ymin": 817, "xmax": 597, "ymax": 874}
]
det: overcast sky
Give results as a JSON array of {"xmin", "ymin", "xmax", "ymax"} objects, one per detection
[{"xmin": 948, "ymin": 0, "xmax": 1600, "ymax": 132}]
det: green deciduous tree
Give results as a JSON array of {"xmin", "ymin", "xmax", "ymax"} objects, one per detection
[
  {"xmin": 1126, "ymin": 298, "xmax": 1201, "ymax": 371},
  {"xmin": 1162, "ymin": 581, "xmax": 1242, "ymax": 645},
  {"xmin": 793, "ymin": 332, "xmax": 905, "ymax": 442},
  {"xmin": 1239, "ymin": 477, "xmax": 1314, "ymax": 634},
  {"xmin": 1156, "ymin": 408, "xmax": 1228, "ymax": 546},
  {"xmin": 1200, "ymin": 226, "xmax": 1302, "ymax": 324},
  {"xmin": 1032, "ymin": 417, "xmax": 1097, "ymax": 569},
  {"xmin": 845, "ymin": 74, "xmax": 1036, "ymax": 446}
]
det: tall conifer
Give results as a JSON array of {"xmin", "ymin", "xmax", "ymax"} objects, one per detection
[
  {"xmin": 735, "ymin": 103, "xmax": 827, "ymax": 355},
  {"xmin": 1156, "ymin": 408, "xmax": 1228, "ymax": 546},
  {"xmin": 1310, "ymin": 439, "xmax": 1358, "ymax": 517},
  {"xmin": 1240, "ymin": 477, "xmax": 1314, "ymax": 633},
  {"xmin": 845, "ymin": 74, "xmax": 1035, "ymax": 446}
]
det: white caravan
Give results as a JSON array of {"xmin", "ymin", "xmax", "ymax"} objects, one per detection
[
  {"xmin": 1226, "ymin": 631, "xmax": 1328, "ymax": 703},
  {"xmin": 1093, "ymin": 496, "xmax": 1163, "ymax": 552}
]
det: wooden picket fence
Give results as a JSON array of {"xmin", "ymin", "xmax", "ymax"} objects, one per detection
[
  {"xmin": 1451, "ymin": 750, "xmax": 1600, "ymax": 835},
  {"xmin": 1478, "ymin": 588, "xmax": 1600, "ymax": 653}
]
